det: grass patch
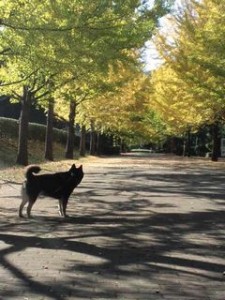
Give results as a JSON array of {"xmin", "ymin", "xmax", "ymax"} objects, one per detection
[{"xmin": 0, "ymin": 137, "xmax": 85, "ymax": 183}]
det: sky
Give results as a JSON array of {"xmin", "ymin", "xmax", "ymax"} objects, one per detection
[
  {"xmin": 143, "ymin": 16, "xmax": 176, "ymax": 71},
  {"xmin": 143, "ymin": 0, "xmax": 183, "ymax": 72}
]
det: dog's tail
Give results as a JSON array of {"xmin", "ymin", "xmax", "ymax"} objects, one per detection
[{"xmin": 25, "ymin": 165, "xmax": 41, "ymax": 180}]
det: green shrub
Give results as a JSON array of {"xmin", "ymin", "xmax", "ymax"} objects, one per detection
[
  {"xmin": 0, "ymin": 117, "xmax": 67, "ymax": 144},
  {"xmin": 0, "ymin": 117, "xmax": 18, "ymax": 138}
]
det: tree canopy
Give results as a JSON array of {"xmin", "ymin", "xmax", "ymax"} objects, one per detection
[
  {"xmin": 0, "ymin": 0, "xmax": 172, "ymax": 110},
  {"xmin": 150, "ymin": 0, "xmax": 225, "ymax": 135},
  {"xmin": 0, "ymin": 0, "xmax": 167, "ymax": 78}
]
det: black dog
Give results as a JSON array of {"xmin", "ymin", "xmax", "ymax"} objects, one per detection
[{"xmin": 19, "ymin": 164, "xmax": 84, "ymax": 218}]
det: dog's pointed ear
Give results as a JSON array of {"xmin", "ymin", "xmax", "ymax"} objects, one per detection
[{"xmin": 70, "ymin": 164, "xmax": 76, "ymax": 171}]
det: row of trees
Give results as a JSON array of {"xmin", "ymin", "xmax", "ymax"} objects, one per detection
[
  {"xmin": 147, "ymin": 0, "xmax": 225, "ymax": 161},
  {"xmin": 1, "ymin": 0, "xmax": 224, "ymax": 164},
  {"xmin": 0, "ymin": 0, "xmax": 172, "ymax": 165}
]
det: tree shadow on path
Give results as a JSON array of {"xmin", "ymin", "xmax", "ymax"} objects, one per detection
[{"xmin": 0, "ymin": 156, "xmax": 225, "ymax": 299}]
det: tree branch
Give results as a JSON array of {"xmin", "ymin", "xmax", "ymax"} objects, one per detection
[
  {"xmin": 35, "ymin": 90, "xmax": 50, "ymax": 101},
  {"xmin": 1, "ymin": 18, "xmax": 124, "ymax": 33},
  {"xmin": 11, "ymin": 90, "xmax": 22, "ymax": 100},
  {"xmin": 0, "ymin": 48, "xmax": 11, "ymax": 55},
  {"xmin": 0, "ymin": 69, "xmax": 39, "ymax": 87}
]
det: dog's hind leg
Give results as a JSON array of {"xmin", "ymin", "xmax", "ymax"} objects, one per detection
[
  {"xmin": 27, "ymin": 197, "xmax": 37, "ymax": 218},
  {"xmin": 19, "ymin": 183, "xmax": 29, "ymax": 218}
]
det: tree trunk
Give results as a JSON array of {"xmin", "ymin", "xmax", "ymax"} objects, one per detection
[
  {"xmin": 186, "ymin": 130, "xmax": 191, "ymax": 157},
  {"xmin": 65, "ymin": 100, "xmax": 76, "ymax": 159},
  {"xmin": 169, "ymin": 137, "xmax": 176, "ymax": 154},
  {"xmin": 211, "ymin": 122, "xmax": 220, "ymax": 162},
  {"xmin": 183, "ymin": 130, "xmax": 191, "ymax": 157},
  {"xmin": 120, "ymin": 137, "xmax": 126, "ymax": 153},
  {"xmin": 79, "ymin": 125, "xmax": 86, "ymax": 156},
  {"xmin": 96, "ymin": 132, "xmax": 101, "ymax": 155},
  {"xmin": 16, "ymin": 86, "xmax": 31, "ymax": 166},
  {"xmin": 90, "ymin": 120, "xmax": 96, "ymax": 155},
  {"xmin": 45, "ymin": 98, "xmax": 54, "ymax": 161}
]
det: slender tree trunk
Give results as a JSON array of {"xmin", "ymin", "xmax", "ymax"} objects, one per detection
[
  {"xmin": 182, "ymin": 140, "xmax": 186, "ymax": 157},
  {"xmin": 169, "ymin": 137, "xmax": 176, "ymax": 154},
  {"xmin": 45, "ymin": 98, "xmax": 54, "ymax": 161},
  {"xmin": 187, "ymin": 130, "xmax": 191, "ymax": 157},
  {"xmin": 90, "ymin": 120, "xmax": 96, "ymax": 155},
  {"xmin": 183, "ymin": 130, "xmax": 191, "ymax": 157},
  {"xmin": 16, "ymin": 86, "xmax": 31, "ymax": 166},
  {"xmin": 65, "ymin": 100, "xmax": 76, "ymax": 159},
  {"xmin": 120, "ymin": 137, "xmax": 126, "ymax": 153},
  {"xmin": 96, "ymin": 132, "xmax": 101, "ymax": 155},
  {"xmin": 79, "ymin": 125, "xmax": 86, "ymax": 156},
  {"xmin": 211, "ymin": 122, "xmax": 220, "ymax": 162}
]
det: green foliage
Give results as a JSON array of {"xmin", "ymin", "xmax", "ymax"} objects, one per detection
[
  {"xmin": 0, "ymin": 1, "xmax": 173, "ymax": 94},
  {"xmin": 0, "ymin": 0, "xmax": 174, "ymax": 148},
  {"xmin": 0, "ymin": 0, "xmax": 161, "ymax": 80}
]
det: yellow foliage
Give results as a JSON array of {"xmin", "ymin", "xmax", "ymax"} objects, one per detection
[{"xmin": 150, "ymin": 0, "xmax": 225, "ymax": 134}]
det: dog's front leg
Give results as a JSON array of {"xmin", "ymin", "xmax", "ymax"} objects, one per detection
[
  {"xmin": 58, "ymin": 198, "xmax": 69, "ymax": 217},
  {"xmin": 62, "ymin": 198, "xmax": 69, "ymax": 217},
  {"xmin": 58, "ymin": 199, "xmax": 64, "ymax": 217}
]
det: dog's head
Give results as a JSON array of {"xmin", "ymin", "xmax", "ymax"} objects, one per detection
[{"xmin": 69, "ymin": 164, "xmax": 84, "ymax": 185}]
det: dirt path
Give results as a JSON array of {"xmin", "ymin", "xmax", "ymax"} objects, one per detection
[{"xmin": 0, "ymin": 155, "xmax": 225, "ymax": 299}]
